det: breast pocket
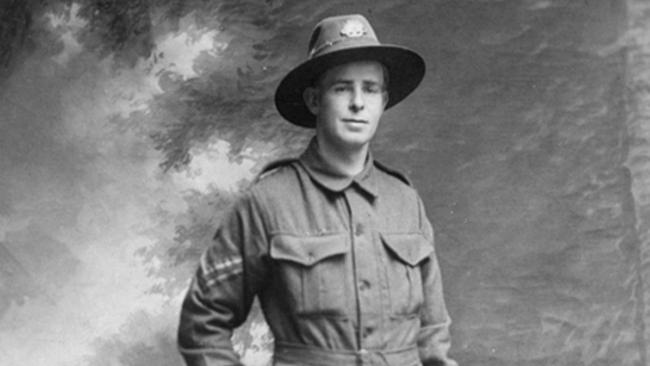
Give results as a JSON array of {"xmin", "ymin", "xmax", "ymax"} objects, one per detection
[
  {"xmin": 380, "ymin": 232, "xmax": 433, "ymax": 317},
  {"xmin": 270, "ymin": 233, "xmax": 350, "ymax": 317}
]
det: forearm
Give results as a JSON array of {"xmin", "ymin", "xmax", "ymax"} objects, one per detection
[
  {"xmin": 177, "ymin": 277, "xmax": 244, "ymax": 366},
  {"xmin": 417, "ymin": 249, "xmax": 457, "ymax": 366},
  {"xmin": 418, "ymin": 320, "xmax": 457, "ymax": 366},
  {"xmin": 179, "ymin": 347, "xmax": 244, "ymax": 366}
]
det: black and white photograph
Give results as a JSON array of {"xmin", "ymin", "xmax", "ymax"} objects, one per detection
[{"xmin": 1, "ymin": 1, "xmax": 648, "ymax": 365}]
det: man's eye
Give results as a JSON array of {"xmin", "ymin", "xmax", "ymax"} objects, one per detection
[
  {"xmin": 364, "ymin": 86, "xmax": 382, "ymax": 94},
  {"xmin": 333, "ymin": 85, "xmax": 350, "ymax": 92}
]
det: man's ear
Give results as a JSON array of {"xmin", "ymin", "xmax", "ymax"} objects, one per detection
[
  {"xmin": 382, "ymin": 90, "xmax": 389, "ymax": 109},
  {"xmin": 303, "ymin": 87, "xmax": 319, "ymax": 115}
]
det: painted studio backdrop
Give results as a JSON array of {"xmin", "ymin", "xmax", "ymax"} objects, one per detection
[{"xmin": 1, "ymin": 1, "xmax": 649, "ymax": 365}]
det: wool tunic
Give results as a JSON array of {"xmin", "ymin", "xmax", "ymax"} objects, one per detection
[{"xmin": 178, "ymin": 139, "xmax": 457, "ymax": 366}]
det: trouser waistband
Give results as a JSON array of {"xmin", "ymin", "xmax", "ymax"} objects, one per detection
[{"xmin": 273, "ymin": 342, "xmax": 420, "ymax": 366}]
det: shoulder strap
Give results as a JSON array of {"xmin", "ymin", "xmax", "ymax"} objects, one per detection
[
  {"xmin": 255, "ymin": 158, "xmax": 298, "ymax": 182},
  {"xmin": 373, "ymin": 160, "xmax": 412, "ymax": 186}
]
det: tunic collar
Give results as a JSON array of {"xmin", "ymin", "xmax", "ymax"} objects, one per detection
[{"xmin": 298, "ymin": 138, "xmax": 379, "ymax": 198}]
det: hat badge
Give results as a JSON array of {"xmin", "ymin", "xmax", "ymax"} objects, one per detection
[{"xmin": 340, "ymin": 19, "xmax": 366, "ymax": 38}]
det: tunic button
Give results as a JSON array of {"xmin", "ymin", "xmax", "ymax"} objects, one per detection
[
  {"xmin": 359, "ymin": 280, "xmax": 371, "ymax": 290},
  {"xmin": 363, "ymin": 326, "xmax": 374, "ymax": 337},
  {"xmin": 355, "ymin": 223, "xmax": 365, "ymax": 236}
]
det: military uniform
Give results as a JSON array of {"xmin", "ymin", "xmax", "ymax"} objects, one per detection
[{"xmin": 178, "ymin": 139, "xmax": 456, "ymax": 366}]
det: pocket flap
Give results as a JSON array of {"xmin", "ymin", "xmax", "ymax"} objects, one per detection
[
  {"xmin": 270, "ymin": 233, "xmax": 349, "ymax": 266},
  {"xmin": 381, "ymin": 233, "xmax": 433, "ymax": 266}
]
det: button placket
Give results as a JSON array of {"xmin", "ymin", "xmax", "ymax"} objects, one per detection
[{"xmin": 345, "ymin": 186, "xmax": 380, "ymax": 350}]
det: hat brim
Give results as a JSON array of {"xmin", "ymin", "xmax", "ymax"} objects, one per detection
[{"xmin": 274, "ymin": 45, "xmax": 426, "ymax": 128}]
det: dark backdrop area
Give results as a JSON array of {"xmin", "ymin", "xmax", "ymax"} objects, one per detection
[{"xmin": 1, "ymin": 1, "xmax": 649, "ymax": 365}]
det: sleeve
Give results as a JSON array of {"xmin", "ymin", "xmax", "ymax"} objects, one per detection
[
  {"xmin": 177, "ymin": 191, "xmax": 270, "ymax": 366},
  {"xmin": 417, "ymin": 195, "xmax": 459, "ymax": 366}
]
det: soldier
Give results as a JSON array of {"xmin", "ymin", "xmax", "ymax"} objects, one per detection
[{"xmin": 178, "ymin": 14, "xmax": 457, "ymax": 366}]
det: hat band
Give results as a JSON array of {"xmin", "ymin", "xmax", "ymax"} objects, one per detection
[{"xmin": 309, "ymin": 36, "xmax": 379, "ymax": 58}]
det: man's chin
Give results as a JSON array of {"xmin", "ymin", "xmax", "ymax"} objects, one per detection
[{"xmin": 336, "ymin": 136, "xmax": 372, "ymax": 150}]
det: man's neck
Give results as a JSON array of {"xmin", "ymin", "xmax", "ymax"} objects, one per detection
[{"xmin": 316, "ymin": 137, "xmax": 369, "ymax": 177}]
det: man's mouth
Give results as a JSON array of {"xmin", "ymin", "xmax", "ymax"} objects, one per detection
[{"xmin": 342, "ymin": 118, "xmax": 368, "ymax": 124}]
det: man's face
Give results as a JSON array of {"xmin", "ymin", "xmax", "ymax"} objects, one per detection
[{"xmin": 305, "ymin": 61, "xmax": 388, "ymax": 151}]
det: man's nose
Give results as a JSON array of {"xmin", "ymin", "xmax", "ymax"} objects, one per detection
[{"xmin": 349, "ymin": 88, "xmax": 364, "ymax": 112}]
